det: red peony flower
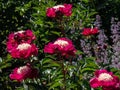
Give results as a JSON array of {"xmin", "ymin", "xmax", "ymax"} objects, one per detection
[
  {"xmin": 44, "ymin": 37, "xmax": 76, "ymax": 58},
  {"xmin": 10, "ymin": 43, "xmax": 38, "ymax": 59},
  {"xmin": 7, "ymin": 29, "xmax": 36, "ymax": 53},
  {"xmin": 7, "ymin": 33, "xmax": 18, "ymax": 52},
  {"xmin": 82, "ymin": 28, "xmax": 99, "ymax": 36},
  {"xmin": 90, "ymin": 69, "xmax": 120, "ymax": 89},
  {"xmin": 9, "ymin": 63, "xmax": 38, "ymax": 82},
  {"xmin": 46, "ymin": 8, "xmax": 56, "ymax": 18},
  {"xmin": 90, "ymin": 28, "xmax": 99, "ymax": 35},
  {"xmin": 44, "ymin": 43, "xmax": 55, "ymax": 54},
  {"xmin": 102, "ymin": 86, "xmax": 120, "ymax": 90},
  {"xmin": 59, "ymin": 4, "xmax": 72, "ymax": 16},
  {"xmin": 46, "ymin": 4, "xmax": 72, "ymax": 18},
  {"xmin": 82, "ymin": 28, "xmax": 91, "ymax": 36},
  {"xmin": 13, "ymin": 30, "xmax": 35, "ymax": 43}
]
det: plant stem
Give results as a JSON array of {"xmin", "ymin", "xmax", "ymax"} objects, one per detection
[
  {"xmin": 23, "ymin": 80, "xmax": 28, "ymax": 90},
  {"xmin": 57, "ymin": 17, "xmax": 65, "ymax": 37},
  {"xmin": 61, "ymin": 59, "xmax": 66, "ymax": 90}
]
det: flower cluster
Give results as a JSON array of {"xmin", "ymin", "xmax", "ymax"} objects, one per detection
[
  {"xmin": 46, "ymin": 4, "xmax": 72, "ymax": 18},
  {"xmin": 110, "ymin": 17, "xmax": 120, "ymax": 69},
  {"xmin": 7, "ymin": 30, "xmax": 39, "ymax": 82},
  {"xmin": 80, "ymin": 39, "xmax": 92, "ymax": 57},
  {"xmin": 90, "ymin": 69, "xmax": 120, "ymax": 90},
  {"xmin": 94, "ymin": 15, "xmax": 109, "ymax": 65},
  {"xmin": 7, "ymin": 30, "xmax": 38, "ymax": 59},
  {"xmin": 44, "ymin": 37, "xmax": 76, "ymax": 58},
  {"xmin": 10, "ymin": 63, "xmax": 38, "ymax": 82},
  {"xmin": 82, "ymin": 27, "xmax": 99, "ymax": 36}
]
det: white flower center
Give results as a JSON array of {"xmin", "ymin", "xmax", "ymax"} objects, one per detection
[
  {"xmin": 54, "ymin": 40, "xmax": 68, "ymax": 47},
  {"xmin": 17, "ymin": 43, "xmax": 31, "ymax": 50},
  {"xmin": 14, "ymin": 31, "xmax": 25, "ymax": 34},
  {"xmin": 98, "ymin": 73, "xmax": 113, "ymax": 81},
  {"xmin": 17, "ymin": 66, "xmax": 30, "ymax": 74},
  {"xmin": 53, "ymin": 5, "xmax": 64, "ymax": 11},
  {"xmin": 53, "ymin": 5, "xmax": 64, "ymax": 9}
]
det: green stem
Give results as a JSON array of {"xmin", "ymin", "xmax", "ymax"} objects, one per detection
[
  {"xmin": 61, "ymin": 59, "xmax": 66, "ymax": 90},
  {"xmin": 23, "ymin": 80, "xmax": 28, "ymax": 90},
  {"xmin": 57, "ymin": 17, "xmax": 65, "ymax": 37}
]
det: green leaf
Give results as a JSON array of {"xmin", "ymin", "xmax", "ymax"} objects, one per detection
[
  {"xmin": 0, "ymin": 63, "xmax": 11, "ymax": 70},
  {"xmin": 75, "ymin": 50, "xmax": 83, "ymax": 55},
  {"xmin": 51, "ymin": 31, "xmax": 60, "ymax": 36},
  {"xmin": 81, "ymin": 68, "xmax": 95, "ymax": 74},
  {"xmin": 42, "ymin": 58, "xmax": 53, "ymax": 65},
  {"xmin": 16, "ymin": 87, "xmax": 24, "ymax": 90},
  {"xmin": 49, "ymin": 80, "xmax": 63, "ymax": 90}
]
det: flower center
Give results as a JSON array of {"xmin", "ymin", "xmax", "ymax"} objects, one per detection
[
  {"xmin": 17, "ymin": 66, "xmax": 30, "ymax": 74},
  {"xmin": 17, "ymin": 43, "xmax": 31, "ymax": 50},
  {"xmin": 14, "ymin": 31, "xmax": 25, "ymax": 34},
  {"xmin": 53, "ymin": 5, "xmax": 64, "ymax": 9},
  {"xmin": 98, "ymin": 73, "xmax": 113, "ymax": 81},
  {"xmin": 53, "ymin": 5, "xmax": 64, "ymax": 11},
  {"xmin": 54, "ymin": 40, "xmax": 68, "ymax": 47}
]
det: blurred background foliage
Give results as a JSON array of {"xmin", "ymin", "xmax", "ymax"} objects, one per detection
[{"xmin": 1, "ymin": 0, "xmax": 120, "ymax": 89}]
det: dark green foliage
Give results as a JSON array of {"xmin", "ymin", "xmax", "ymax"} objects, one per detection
[{"xmin": 93, "ymin": 0, "xmax": 120, "ymax": 30}]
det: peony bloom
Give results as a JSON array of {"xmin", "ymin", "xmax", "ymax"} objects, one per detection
[
  {"xmin": 82, "ymin": 27, "xmax": 99, "ymax": 36},
  {"xmin": 10, "ymin": 43, "xmax": 38, "ymax": 59},
  {"xmin": 46, "ymin": 8, "xmax": 56, "ymax": 18},
  {"xmin": 10, "ymin": 29, "xmax": 35, "ymax": 43},
  {"xmin": 7, "ymin": 33, "xmax": 18, "ymax": 53},
  {"xmin": 44, "ymin": 37, "xmax": 76, "ymax": 57},
  {"xmin": 90, "ymin": 28, "xmax": 99, "ymax": 35},
  {"xmin": 46, "ymin": 4, "xmax": 72, "ymax": 18},
  {"xmin": 90, "ymin": 69, "xmax": 120, "ymax": 90},
  {"xmin": 7, "ymin": 29, "xmax": 36, "ymax": 53},
  {"xmin": 59, "ymin": 4, "xmax": 72, "ymax": 16},
  {"xmin": 9, "ymin": 63, "xmax": 38, "ymax": 82}
]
